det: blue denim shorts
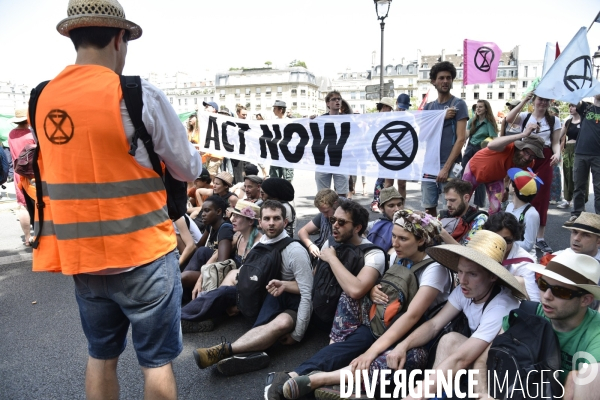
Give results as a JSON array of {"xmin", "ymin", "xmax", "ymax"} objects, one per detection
[
  {"xmin": 73, "ymin": 250, "xmax": 183, "ymax": 368},
  {"xmin": 421, "ymin": 163, "xmax": 458, "ymax": 208}
]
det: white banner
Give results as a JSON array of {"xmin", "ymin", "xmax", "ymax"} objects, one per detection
[{"xmin": 198, "ymin": 110, "xmax": 446, "ymax": 181}]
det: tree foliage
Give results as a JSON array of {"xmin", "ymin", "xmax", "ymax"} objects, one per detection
[{"xmin": 289, "ymin": 60, "xmax": 308, "ymax": 68}]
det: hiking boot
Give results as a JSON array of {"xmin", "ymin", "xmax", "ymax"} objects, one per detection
[
  {"xmin": 181, "ymin": 319, "xmax": 214, "ymax": 333},
  {"xmin": 264, "ymin": 371, "xmax": 290, "ymax": 400},
  {"xmin": 535, "ymin": 239, "xmax": 553, "ymax": 254},
  {"xmin": 216, "ymin": 352, "xmax": 270, "ymax": 376},
  {"xmin": 370, "ymin": 202, "xmax": 381, "ymax": 213},
  {"xmin": 193, "ymin": 338, "xmax": 232, "ymax": 369}
]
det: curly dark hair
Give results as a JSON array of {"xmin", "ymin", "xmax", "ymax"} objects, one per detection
[
  {"xmin": 443, "ymin": 179, "xmax": 473, "ymax": 197},
  {"xmin": 260, "ymin": 199, "xmax": 286, "ymax": 220},
  {"xmin": 429, "ymin": 61, "xmax": 457, "ymax": 81},
  {"xmin": 483, "ymin": 212, "xmax": 524, "ymax": 241},
  {"xmin": 338, "ymin": 199, "xmax": 369, "ymax": 236},
  {"xmin": 204, "ymin": 195, "xmax": 229, "ymax": 217}
]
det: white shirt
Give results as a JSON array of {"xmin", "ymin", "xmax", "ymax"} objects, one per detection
[
  {"xmin": 173, "ymin": 214, "xmax": 202, "ymax": 244},
  {"xmin": 506, "ymin": 203, "xmax": 540, "ymax": 259},
  {"xmin": 322, "ymin": 238, "xmax": 386, "ymax": 276},
  {"xmin": 518, "ymin": 112, "xmax": 561, "ymax": 146},
  {"xmin": 504, "ymin": 243, "xmax": 539, "ymax": 301},
  {"xmin": 448, "ymin": 285, "xmax": 519, "ymax": 343}
]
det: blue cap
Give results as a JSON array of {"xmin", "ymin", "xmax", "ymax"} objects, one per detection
[
  {"xmin": 396, "ymin": 94, "xmax": 411, "ymax": 110},
  {"xmin": 203, "ymin": 101, "xmax": 219, "ymax": 111}
]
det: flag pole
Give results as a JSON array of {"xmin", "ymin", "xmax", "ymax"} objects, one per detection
[{"xmin": 588, "ymin": 10, "xmax": 600, "ymax": 32}]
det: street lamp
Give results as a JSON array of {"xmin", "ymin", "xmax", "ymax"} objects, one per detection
[
  {"xmin": 593, "ymin": 45, "xmax": 600, "ymax": 79},
  {"xmin": 374, "ymin": 0, "xmax": 392, "ymax": 100}
]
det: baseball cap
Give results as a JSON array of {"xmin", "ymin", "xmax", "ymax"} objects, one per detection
[
  {"xmin": 196, "ymin": 167, "xmax": 210, "ymax": 181},
  {"xmin": 273, "ymin": 100, "xmax": 287, "ymax": 108},
  {"xmin": 508, "ymin": 168, "xmax": 543, "ymax": 196},
  {"xmin": 203, "ymin": 101, "xmax": 219, "ymax": 111},
  {"xmin": 506, "ymin": 100, "xmax": 520, "ymax": 107},
  {"xmin": 397, "ymin": 94, "xmax": 411, "ymax": 110}
]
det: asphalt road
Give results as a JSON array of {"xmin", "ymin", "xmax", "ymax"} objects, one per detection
[{"xmin": 0, "ymin": 169, "xmax": 585, "ymax": 400}]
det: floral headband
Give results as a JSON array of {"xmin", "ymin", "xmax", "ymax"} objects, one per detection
[{"xmin": 393, "ymin": 209, "xmax": 442, "ymax": 246}]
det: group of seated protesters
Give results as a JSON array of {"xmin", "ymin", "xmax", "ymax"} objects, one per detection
[{"xmin": 172, "ymin": 155, "xmax": 600, "ymax": 400}]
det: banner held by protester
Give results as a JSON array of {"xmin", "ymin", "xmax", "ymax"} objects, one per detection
[{"xmin": 197, "ymin": 110, "xmax": 446, "ymax": 181}]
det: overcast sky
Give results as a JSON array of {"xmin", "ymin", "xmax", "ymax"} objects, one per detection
[{"xmin": 1, "ymin": 0, "xmax": 600, "ymax": 86}]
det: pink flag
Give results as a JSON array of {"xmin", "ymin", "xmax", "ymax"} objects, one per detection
[{"xmin": 463, "ymin": 39, "xmax": 502, "ymax": 85}]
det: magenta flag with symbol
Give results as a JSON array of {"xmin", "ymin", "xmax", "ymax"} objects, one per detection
[{"xmin": 463, "ymin": 39, "xmax": 502, "ymax": 85}]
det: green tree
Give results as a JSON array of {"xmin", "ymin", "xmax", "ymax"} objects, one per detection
[
  {"xmin": 229, "ymin": 67, "xmax": 243, "ymax": 71},
  {"xmin": 366, "ymin": 106, "xmax": 378, "ymax": 113},
  {"xmin": 289, "ymin": 60, "xmax": 308, "ymax": 68},
  {"xmin": 265, "ymin": 61, "xmax": 272, "ymax": 67}
]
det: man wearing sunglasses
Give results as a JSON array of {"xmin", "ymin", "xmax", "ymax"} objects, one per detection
[
  {"xmin": 462, "ymin": 129, "xmax": 545, "ymax": 215},
  {"xmin": 512, "ymin": 253, "xmax": 600, "ymax": 398}
]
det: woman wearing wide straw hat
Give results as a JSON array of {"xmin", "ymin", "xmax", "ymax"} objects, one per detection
[
  {"xmin": 276, "ymin": 210, "xmax": 454, "ymax": 400},
  {"xmin": 372, "ymin": 230, "xmax": 526, "ymax": 398}
]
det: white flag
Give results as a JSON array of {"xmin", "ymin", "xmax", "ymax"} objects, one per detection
[
  {"xmin": 535, "ymin": 27, "xmax": 600, "ymax": 104},
  {"xmin": 541, "ymin": 42, "xmax": 554, "ymax": 77}
]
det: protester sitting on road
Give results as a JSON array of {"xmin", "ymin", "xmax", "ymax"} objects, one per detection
[
  {"xmin": 260, "ymin": 177, "xmax": 297, "ymax": 237},
  {"xmin": 231, "ymin": 163, "xmax": 261, "ymax": 198},
  {"xmin": 462, "ymin": 130, "xmax": 544, "ymax": 216},
  {"xmin": 191, "ymin": 200, "xmax": 312, "ymax": 376},
  {"xmin": 235, "ymin": 175, "xmax": 263, "ymax": 203},
  {"xmin": 505, "ymin": 168, "xmax": 542, "ymax": 259},
  {"xmin": 365, "ymin": 186, "xmax": 404, "ymax": 251},
  {"xmin": 274, "ymin": 210, "xmax": 452, "ymax": 400},
  {"xmin": 555, "ymin": 212, "xmax": 600, "ymax": 263},
  {"xmin": 264, "ymin": 200, "xmax": 386, "ymax": 399},
  {"xmin": 192, "ymin": 171, "xmax": 238, "ymax": 219},
  {"xmin": 298, "ymin": 189, "xmax": 342, "ymax": 260},
  {"xmin": 173, "ymin": 214, "xmax": 202, "ymax": 270},
  {"xmin": 181, "ymin": 196, "xmax": 233, "ymax": 302},
  {"xmin": 474, "ymin": 252, "xmax": 600, "ymax": 399},
  {"xmin": 438, "ymin": 180, "xmax": 488, "ymax": 245},
  {"xmin": 180, "ymin": 200, "xmax": 262, "ymax": 333},
  {"xmin": 388, "ymin": 230, "xmax": 526, "ymax": 398},
  {"xmin": 483, "ymin": 212, "xmax": 539, "ymax": 301}
]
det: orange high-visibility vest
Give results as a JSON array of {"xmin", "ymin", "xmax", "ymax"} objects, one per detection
[{"xmin": 32, "ymin": 65, "xmax": 176, "ymax": 275}]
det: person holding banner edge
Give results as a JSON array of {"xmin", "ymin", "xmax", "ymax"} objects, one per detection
[{"xmin": 421, "ymin": 61, "xmax": 468, "ymax": 217}]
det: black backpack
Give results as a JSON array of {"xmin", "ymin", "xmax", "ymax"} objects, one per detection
[
  {"xmin": 236, "ymin": 237, "xmax": 295, "ymax": 319},
  {"xmin": 311, "ymin": 237, "xmax": 387, "ymax": 326},
  {"xmin": 27, "ymin": 76, "xmax": 188, "ymax": 250},
  {"xmin": 486, "ymin": 301, "xmax": 563, "ymax": 400}
]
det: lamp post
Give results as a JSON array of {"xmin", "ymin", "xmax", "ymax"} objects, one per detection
[
  {"xmin": 374, "ymin": 0, "xmax": 392, "ymax": 100},
  {"xmin": 594, "ymin": 45, "xmax": 600, "ymax": 79}
]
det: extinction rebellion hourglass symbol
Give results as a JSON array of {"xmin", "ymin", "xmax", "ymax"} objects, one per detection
[
  {"xmin": 44, "ymin": 109, "xmax": 75, "ymax": 145},
  {"xmin": 474, "ymin": 46, "xmax": 495, "ymax": 72},
  {"xmin": 372, "ymin": 121, "xmax": 418, "ymax": 171}
]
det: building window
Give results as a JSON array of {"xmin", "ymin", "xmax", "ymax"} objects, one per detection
[
  {"xmin": 408, "ymin": 78, "xmax": 413, "ymax": 85},
  {"xmin": 422, "ymin": 71, "xmax": 428, "ymax": 79},
  {"xmin": 301, "ymin": 89, "xmax": 306, "ymax": 95},
  {"xmin": 498, "ymin": 93, "xmax": 505, "ymax": 99},
  {"xmin": 488, "ymin": 84, "xmax": 493, "ymax": 88},
  {"xmin": 474, "ymin": 92, "xmax": 479, "ymax": 99},
  {"xmin": 184, "ymin": 98, "xmax": 188, "ymax": 105},
  {"xmin": 277, "ymin": 86, "xmax": 282, "ymax": 93},
  {"xmin": 194, "ymin": 98, "xmax": 198, "ymax": 104},
  {"xmin": 351, "ymin": 92, "xmax": 356, "ymax": 100},
  {"xmin": 487, "ymin": 92, "xmax": 492, "ymax": 99},
  {"xmin": 408, "ymin": 65, "xmax": 414, "ymax": 74},
  {"xmin": 424, "ymin": 93, "xmax": 429, "ymax": 99},
  {"xmin": 510, "ymin": 70, "xmax": 515, "ymax": 77},
  {"xmin": 292, "ymin": 102, "xmax": 297, "ymax": 106},
  {"xmin": 458, "ymin": 70, "xmax": 463, "ymax": 78},
  {"xmin": 245, "ymin": 88, "xmax": 251, "ymax": 95},
  {"xmin": 474, "ymin": 84, "xmax": 479, "ymax": 89},
  {"xmin": 499, "ymin": 81, "xmax": 505, "ymax": 88},
  {"xmin": 461, "ymin": 92, "xmax": 466, "ymax": 99},
  {"xmin": 291, "ymin": 89, "xmax": 297, "ymax": 95},
  {"xmin": 169, "ymin": 97, "xmax": 173, "ymax": 104},
  {"xmin": 360, "ymin": 91, "xmax": 366, "ymax": 99},
  {"xmin": 235, "ymin": 88, "xmax": 240, "ymax": 94},
  {"xmin": 301, "ymin": 102, "xmax": 306, "ymax": 108},
  {"xmin": 499, "ymin": 61, "xmax": 504, "ymax": 66},
  {"xmin": 256, "ymin": 87, "xmax": 261, "ymax": 94},
  {"xmin": 533, "ymin": 66, "xmax": 538, "ymax": 77},
  {"xmin": 511, "ymin": 92, "xmax": 516, "ymax": 99},
  {"xmin": 178, "ymin": 99, "xmax": 181, "ymax": 105},
  {"xmin": 220, "ymin": 89, "xmax": 226, "ymax": 98},
  {"xmin": 266, "ymin": 87, "xmax": 271, "ymax": 94},
  {"xmin": 408, "ymin": 90, "xmax": 413, "ymax": 97},
  {"xmin": 256, "ymin": 104, "xmax": 261, "ymax": 110},
  {"xmin": 522, "ymin": 81, "xmax": 528, "ymax": 88},
  {"xmin": 524, "ymin": 66, "xmax": 528, "ymax": 78}
]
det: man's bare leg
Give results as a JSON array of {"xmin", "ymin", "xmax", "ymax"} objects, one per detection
[
  {"xmin": 432, "ymin": 332, "xmax": 468, "ymax": 368},
  {"xmin": 231, "ymin": 313, "xmax": 294, "ymax": 353},
  {"xmin": 85, "ymin": 356, "xmax": 119, "ymax": 400},
  {"xmin": 141, "ymin": 363, "xmax": 177, "ymax": 400}
]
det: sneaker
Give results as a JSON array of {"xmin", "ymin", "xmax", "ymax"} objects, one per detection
[
  {"xmin": 535, "ymin": 239, "xmax": 553, "ymax": 254},
  {"xmin": 216, "ymin": 351, "xmax": 270, "ymax": 376},
  {"xmin": 181, "ymin": 319, "xmax": 214, "ymax": 333},
  {"xmin": 549, "ymin": 200, "xmax": 557, "ymax": 205},
  {"xmin": 370, "ymin": 202, "xmax": 381, "ymax": 213},
  {"xmin": 557, "ymin": 200, "xmax": 570, "ymax": 209},
  {"xmin": 193, "ymin": 338, "xmax": 232, "ymax": 369},
  {"xmin": 264, "ymin": 371, "xmax": 290, "ymax": 400},
  {"xmin": 315, "ymin": 385, "xmax": 371, "ymax": 400}
]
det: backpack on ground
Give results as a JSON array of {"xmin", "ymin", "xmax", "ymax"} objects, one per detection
[
  {"xmin": 486, "ymin": 301, "xmax": 563, "ymax": 400},
  {"xmin": 368, "ymin": 259, "xmax": 435, "ymax": 338},
  {"xmin": 13, "ymin": 143, "xmax": 36, "ymax": 178},
  {"xmin": 312, "ymin": 237, "xmax": 387, "ymax": 326},
  {"xmin": 367, "ymin": 218, "xmax": 393, "ymax": 251},
  {"xmin": 236, "ymin": 237, "xmax": 295, "ymax": 319},
  {"xmin": 201, "ymin": 259, "xmax": 237, "ymax": 292},
  {"xmin": 0, "ymin": 147, "xmax": 10, "ymax": 187}
]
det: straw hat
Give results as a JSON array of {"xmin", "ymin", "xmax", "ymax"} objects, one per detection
[
  {"xmin": 9, "ymin": 109, "xmax": 28, "ymax": 124},
  {"xmin": 57, "ymin": 0, "xmax": 142, "ymax": 40},
  {"xmin": 228, "ymin": 199, "xmax": 261, "ymax": 221},
  {"xmin": 563, "ymin": 212, "xmax": 600, "ymax": 237},
  {"xmin": 376, "ymin": 97, "xmax": 396, "ymax": 109},
  {"xmin": 426, "ymin": 230, "xmax": 527, "ymax": 300},
  {"xmin": 214, "ymin": 171, "xmax": 233, "ymax": 187},
  {"xmin": 526, "ymin": 252, "xmax": 600, "ymax": 300}
]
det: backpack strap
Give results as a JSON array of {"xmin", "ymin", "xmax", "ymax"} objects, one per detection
[
  {"xmin": 519, "ymin": 300, "xmax": 540, "ymax": 315},
  {"xmin": 521, "ymin": 113, "xmax": 532, "ymax": 131},
  {"xmin": 464, "ymin": 208, "xmax": 488, "ymax": 224},
  {"xmin": 482, "ymin": 283, "xmax": 502, "ymax": 313},
  {"xmin": 28, "ymin": 80, "xmax": 50, "ymax": 249},
  {"xmin": 119, "ymin": 75, "xmax": 163, "ymax": 177},
  {"xmin": 519, "ymin": 204, "xmax": 532, "ymax": 223},
  {"xmin": 409, "ymin": 259, "xmax": 435, "ymax": 274},
  {"xmin": 270, "ymin": 236, "xmax": 296, "ymax": 253}
]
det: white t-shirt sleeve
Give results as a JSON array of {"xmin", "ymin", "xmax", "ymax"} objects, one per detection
[
  {"xmin": 518, "ymin": 208, "xmax": 540, "ymax": 253},
  {"xmin": 471, "ymin": 304, "xmax": 510, "ymax": 342},
  {"xmin": 510, "ymin": 262, "xmax": 541, "ymax": 302},
  {"xmin": 364, "ymin": 249, "xmax": 386, "ymax": 275},
  {"xmin": 418, "ymin": 263, "xmax": 450, "ymax": 293},
  {"xmin": 448, "ymin": 286, "xmax": 465, "ymax": 311}
]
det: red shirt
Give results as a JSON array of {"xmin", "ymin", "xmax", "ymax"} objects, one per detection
[{"xmin": 469, "ymin": 143, "xmax": 533, "ymax": 182}]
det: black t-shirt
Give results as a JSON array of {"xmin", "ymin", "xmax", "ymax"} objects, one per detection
[
  {"xmin": 565, "ymin": 119, "xmax": 581, "ymax": 142},
  {"xmin": 206, "ymin": 222, "xmax": 233, "ymax": 250},
  {"xmin": 575, "ymin": 102, "xmax": 600, "ymax": 155}
]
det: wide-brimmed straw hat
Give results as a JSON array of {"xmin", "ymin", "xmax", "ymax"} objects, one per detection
[
  {"xmin": 526, "ymin": 252, "xmax": 600, "ymax": 300},
  {"xmin": 214, "ymin": 171, "xmax": 233, "ymax": 187},
  {"xmin": 563, "ymin": 212, "xmax": 600, "ymax": 237},
  {"xmin": 9, "ymin": 109, "xmax": 28, "ymax": 124},
  {"xmin": 426, "ymin": 230, "xmax": 527, "ymax": 300},
  {"xmin": 228, "ymin": 199, "xmax": 261, "ymax": 221},
  {"xmin": 376, "ymin": 97, "xmax": 396, "ymax": 109},
  {"xmin": 57, "ymin": 0, "xmax": 142, "ymax": 40}
]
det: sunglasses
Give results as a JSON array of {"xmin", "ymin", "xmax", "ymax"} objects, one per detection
[
  {"xmin": 536, "ymin": 277, "xmax": 587, "ymax": 300},
  {"xmin": 329, "ymin": 97, "xmax": 342, "ymax": 102},
  {"xmin": 330, "ymin": 216, "xmax": 353, "ymax": 227}
]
